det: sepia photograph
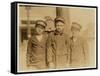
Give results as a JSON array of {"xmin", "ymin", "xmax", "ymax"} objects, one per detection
[{"xmin": 11, "ymin": 2, "xmax": 98, "ymax": 74}]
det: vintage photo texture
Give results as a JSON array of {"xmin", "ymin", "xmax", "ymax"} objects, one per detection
[{"xmin": 17, "ymin": 3, "xmax": 97, "ymax": 72}]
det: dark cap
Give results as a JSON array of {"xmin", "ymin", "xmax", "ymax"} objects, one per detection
[
  {"xmin": 71, "ymin": 22, "xmax": 82, "ymax": 30},
  {"xmin": 55, "ymin": 17, "xmax": 65, "ymax": 24},
  {"xmin": 36, "ymin": 20, "xmax": 47, "ymax": 28}
]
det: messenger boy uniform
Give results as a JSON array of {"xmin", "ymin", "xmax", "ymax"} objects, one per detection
[
  {"xmin": 27, "ymin": 20, "xmax": 48, "ymax": 69},
  {"xmin": 70, "ymin": 22, "xmax": 89, "ymax": 67},
  {"xmin": 47, "ymin": 17, "xmax": 70, "ymax": 69}
]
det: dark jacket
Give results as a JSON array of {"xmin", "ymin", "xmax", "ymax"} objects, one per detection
[
  {"xmin": 27, "ymin": 32, "xmax": 48, "ymax": 69},
  {"xmin": 70, "ymin": 36, "xmax": 89, "ymax": 67},
  {"xmin": 46, "ymin": 31, "xmax": 70, "ymax": 68}
]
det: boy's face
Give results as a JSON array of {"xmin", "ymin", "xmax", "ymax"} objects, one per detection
[
  {"xmin": 35, "ymin": 25, "xmax": 45, "ymax": 35},
  {"xmin": 55, "ymin": 21, "xmax": 65, "ymax": 33},
  {"xmin": 71, "ymin": 27, "xmax": 80, "ymax": 37}
]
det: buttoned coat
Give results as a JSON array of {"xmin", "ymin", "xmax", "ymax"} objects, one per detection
[
  {"xmin": 46, "ymin": 31, "xmax": 70, "ymax": 69},
  {"xmin": 27, "ymin": 32, "xmax": 48, "ymax": 69},
  {"xmin": 70, "ymin": 36, "xmax": 89, "ymax": 67}
]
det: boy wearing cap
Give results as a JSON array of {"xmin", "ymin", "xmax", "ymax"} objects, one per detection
[
  {"xmin": 47, "ymin": 17, "xmax": 70, "ymax": 69},
  {"xmin": 27, "ymin": 20, "xmax": 48, "ymax": 69},
  {"xmin": 70, "ymin": 22, "xmax": 89, "ymax": 67}
]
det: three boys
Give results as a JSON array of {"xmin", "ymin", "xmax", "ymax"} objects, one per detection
[{"xmin": 27, "ymin": 18, "xmax": 89, "ymax": 69}]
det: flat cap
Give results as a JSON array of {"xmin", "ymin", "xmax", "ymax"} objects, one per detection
[
  {"xmin": 36, "ymin": 20, "xmax": 47, "ymax": 27},
  {"xmin": 71, "ymin": 22, "xmax": 82, "ymax": 30},
  {"xmin": 55, "ymin": 17, "xmax": 65, "ymax": 23}
]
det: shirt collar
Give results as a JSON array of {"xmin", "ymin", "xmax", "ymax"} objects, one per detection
[{"xmin": 54, "ymin": 30, "xmax": 63, "ymax": 35}]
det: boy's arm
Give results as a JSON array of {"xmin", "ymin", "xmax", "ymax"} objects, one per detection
[
  {"xmin": 46, "ymin": 34, "xmax": 55, "ymax": 68},
  {"xmin": 65, "ymin": 35, "xmax": 71, "ymax": 67},
  {"xmin": 82, "ymin": 38, "xmax": 90, "ymax": 66}
]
